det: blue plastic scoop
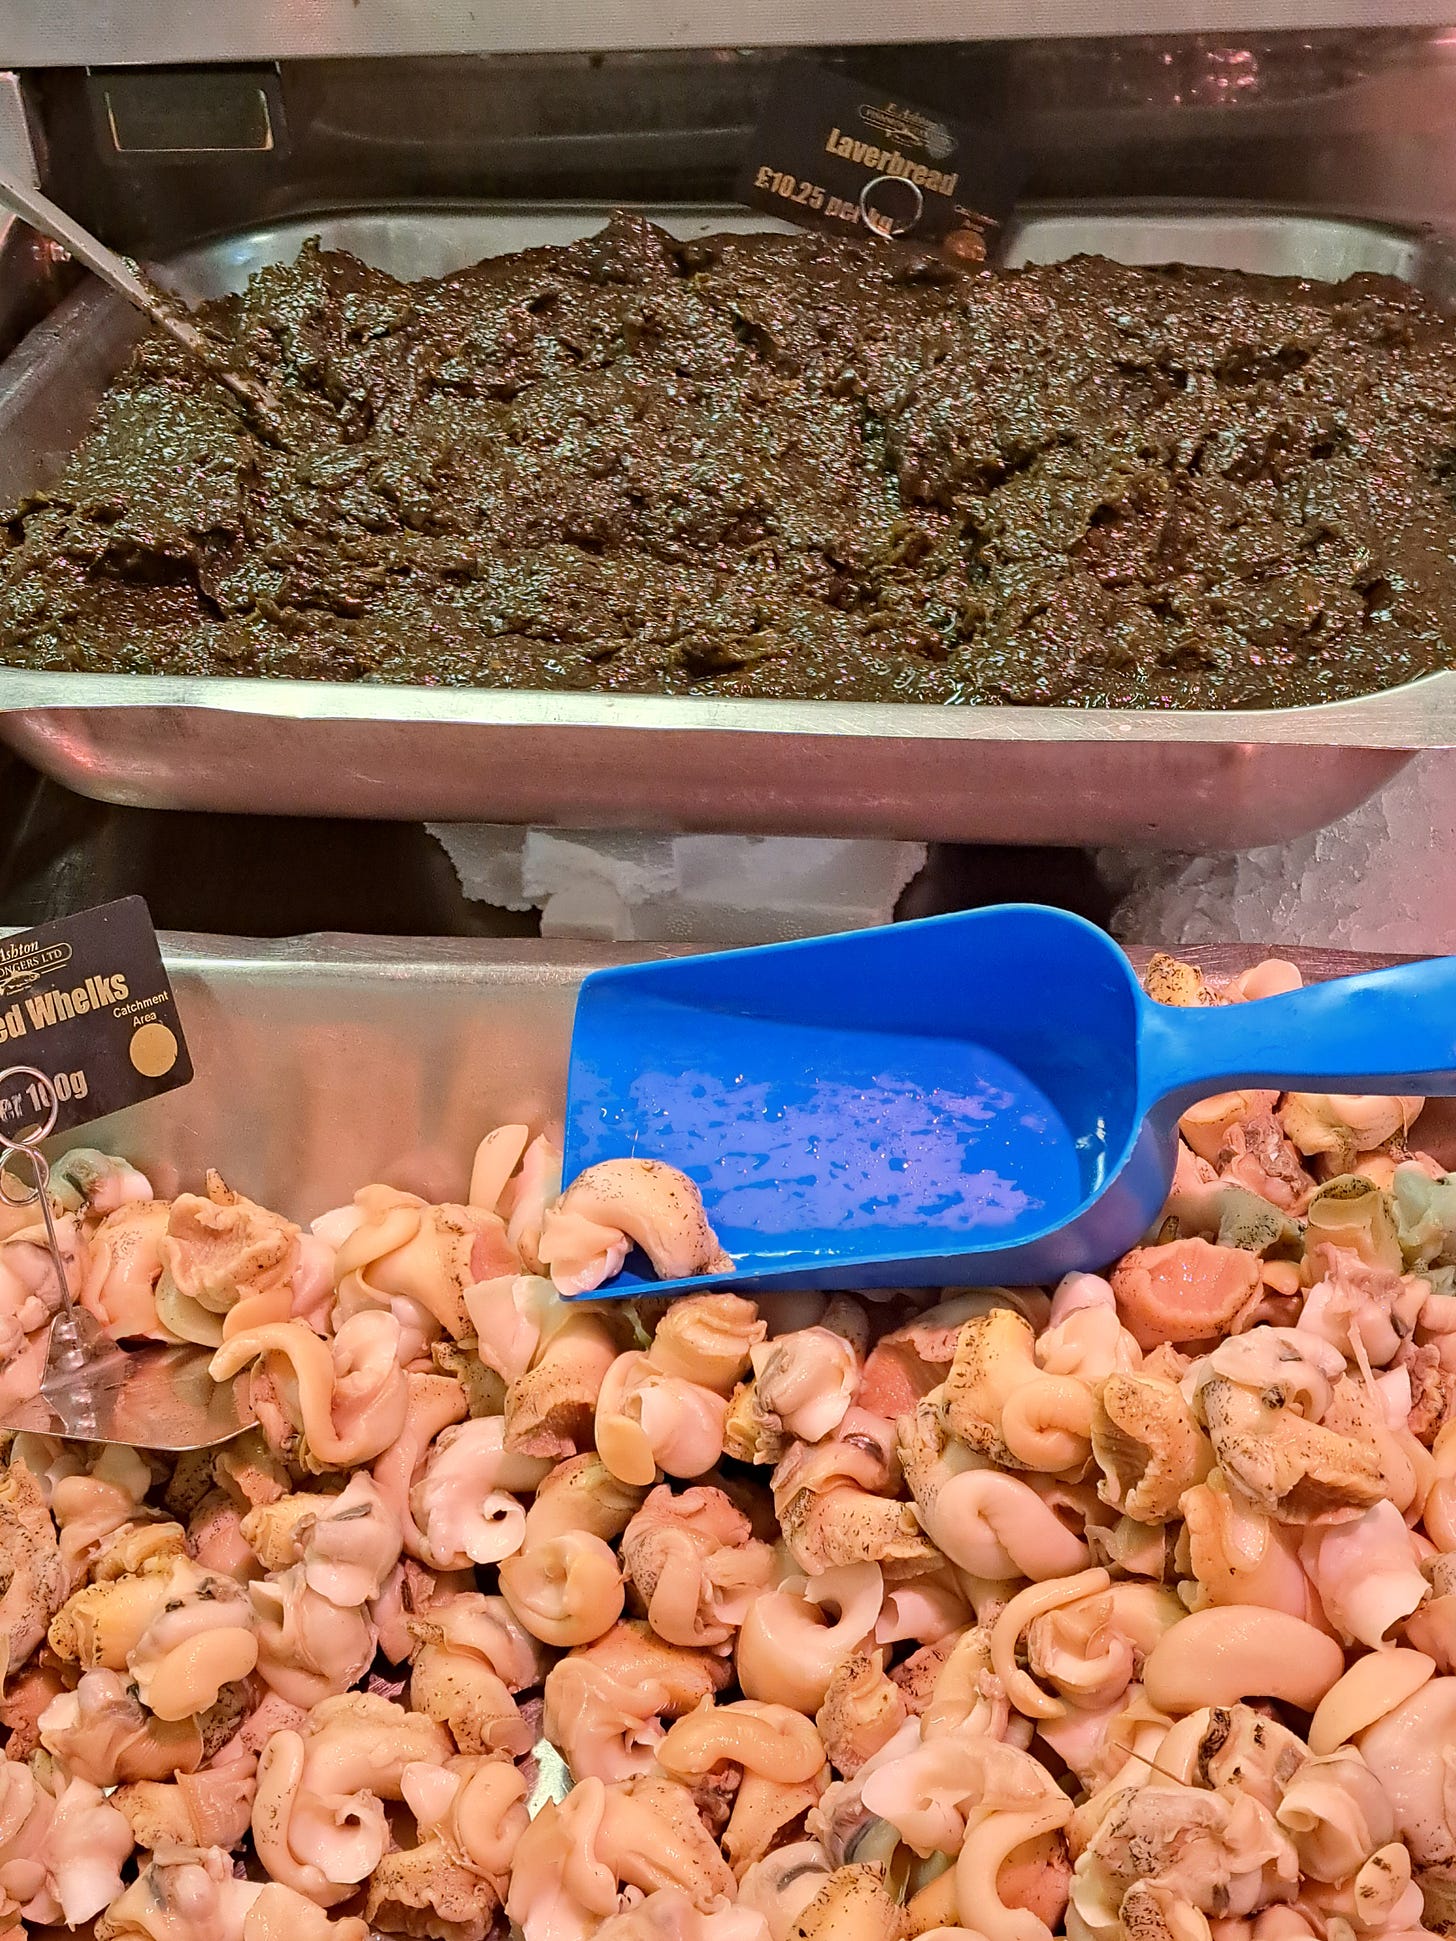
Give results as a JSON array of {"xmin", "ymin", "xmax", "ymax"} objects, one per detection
[{"xmin": 563, "ymin": 904, "xmax": 1456, "ymax": 1296}]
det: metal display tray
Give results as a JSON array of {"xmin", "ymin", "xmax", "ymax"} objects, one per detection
[
  {"xmin": 67, "ymin": 931, "xmax": 1455, "ymax": 1218},
  {"xmin": 4, "ymin": 202, "xmax": 1456, "ymax": 850}
]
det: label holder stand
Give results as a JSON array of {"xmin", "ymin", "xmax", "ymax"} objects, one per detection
[{"xmin": 0, "ymin": 1064, "xmax": 252, "ymax": 1449}]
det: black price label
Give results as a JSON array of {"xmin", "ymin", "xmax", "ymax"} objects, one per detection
[
  {"xmin": 0, "ymin": 897, "xmax": 191, "ymax": 1140},
  {"xmin": 738, "ymin": 62, "xmax": 1023, "ymax": 264}
]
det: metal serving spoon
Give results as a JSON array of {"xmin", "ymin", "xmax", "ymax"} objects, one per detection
[
  {"xmin": 0, "ymin": 1067, "xmax": 251, "ymax": 1451},
  {"xmin": 0, "ymin": 166, "xmax": 288, "ymax": 440}
]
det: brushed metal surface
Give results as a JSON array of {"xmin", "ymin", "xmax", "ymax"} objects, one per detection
[
  {"xmin": 63, "ymin": 933, "xmax": 651, "ymax": 1220},
  {"xmin": 0, "ymin": 72, "xmax": 74, "ymax": 365},
  {"xmin": 0, "ymin": 0, "xmax": 1447, "ymax": 64},
  {"xmin": 0, "ymin": 685, "xmax": 1418, "ymax": 848},
  {"xmin": 1008, "ymin": 208, "xmax": 1453, "ymax": 283},
  {"xmin": 63, "ymin": 932, "xmax": 1456, "ymax": 1226},
  {"xmin": 0, "ymin": 203, "xmax": 1449, "ymax": 846}
]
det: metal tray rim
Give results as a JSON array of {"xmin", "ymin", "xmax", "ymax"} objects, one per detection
[
  {"xmin": 147, "ymin": 926, "xmax": 1420, "ymax": 980},
  {"xmin": 142, "ymin": 191, "xmax": 1456, "ymax": 270},
  {"xmin": 0, "ymin": 665, "xmax": 1452, "ymax": 749}
]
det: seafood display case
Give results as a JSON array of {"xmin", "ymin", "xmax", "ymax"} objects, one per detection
[{"xmin": 3, "ymin": 20, "xmax": 1456, "ymax": 847}]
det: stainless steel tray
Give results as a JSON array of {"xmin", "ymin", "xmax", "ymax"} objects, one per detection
[
  {"xmin": 3, "ymin": 202, "xmax": 1455, "ymax": 849},
  {"xmin": 69, "ymin": 932, "xmax": 1456, "ymax": 1217}
]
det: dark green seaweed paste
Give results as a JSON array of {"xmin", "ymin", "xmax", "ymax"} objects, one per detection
[{"xmin": 3, "ymin": 214, "xmax": 1455, "ymax": 708}]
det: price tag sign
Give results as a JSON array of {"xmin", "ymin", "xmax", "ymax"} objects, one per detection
[
  {"xmin": 0, "ymin": 896, "xmax": 191, "ymax": 1140},
  {"xmin": 738, "ymin": 61, "xmax": 1024, "ymax": 263}
]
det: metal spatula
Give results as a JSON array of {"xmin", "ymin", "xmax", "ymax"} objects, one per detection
[
  {"xmin": 0, "ymin": 1068, "xmax": 251, "ymax": 1450},
  {"xmin": 0, "ymin": 166, "xmax": 288, "ymax": 441},
  {"xmin": 564, "ymin": 904, "xmax": 1456, "ymax": 1296}
]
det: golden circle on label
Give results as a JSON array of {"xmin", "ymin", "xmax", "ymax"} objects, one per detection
[
  {"xmin": 945, "ymin": 228, "xmax": 988, "ymax": 263},
  {"xmin": 129, "ymin": 1021, "xmax": 178, "ymax": 1078}
]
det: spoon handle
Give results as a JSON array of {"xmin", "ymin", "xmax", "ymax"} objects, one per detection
[
  {"xmin": 1138, "ymin": 954, "xmax": 1456, "ymax": 1114},
  {"xmin": 0, "ymin": 168, "xmax": 171, "ymax": 318},
  {"xmin": 0, "ymin": 165, "xmax": 289, "ymax": 439}
]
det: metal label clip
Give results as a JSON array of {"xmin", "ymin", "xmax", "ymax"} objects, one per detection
[
  {"xmin": 0, "ymin": 1063, "xmax": 250, "ymax": 1449},
  {"xmin": 0, "ymin": 1063, "xmax": 129, "ymax": 1437}
]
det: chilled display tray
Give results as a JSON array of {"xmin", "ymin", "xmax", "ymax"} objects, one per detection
[{"xmin": 2, "ymin": 202, "xmax": 1453, "ymax": 848}]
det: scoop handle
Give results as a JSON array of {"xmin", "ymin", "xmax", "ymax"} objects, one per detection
[{"xmin": 1137, "ymin": 955, "xmax": 1456, "ymax": 1113}]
